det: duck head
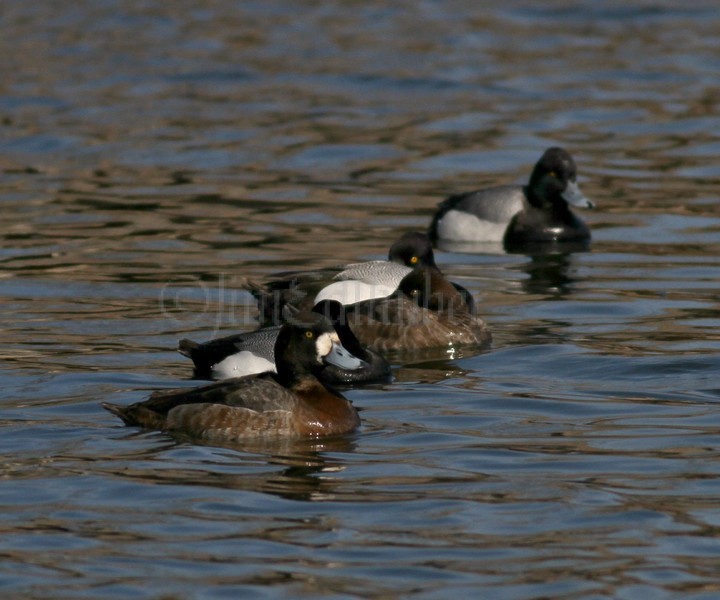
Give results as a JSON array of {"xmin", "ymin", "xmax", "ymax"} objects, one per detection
[
  {"xmin": 274, "ymin": 312, "xmax": 364, "ymax": 384},
  {"xmin": 527, "ymin": 147, "xmax": 594, "ymax": 212},
  {"xmin": 388, "ymin": 231, "xmax": 437, "ymax": 269}
]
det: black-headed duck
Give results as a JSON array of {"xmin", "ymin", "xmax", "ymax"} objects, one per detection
[
  {"xmin": 250, "ymin": 232, "xmax": 474, "ymax": 324},
  {"xmin": 429, "ymin": 147, "xmax": 594, "ymax": 251},
  {"xmin": 179, "ymin": 300, "xmax": 391, "ymax": 385}
]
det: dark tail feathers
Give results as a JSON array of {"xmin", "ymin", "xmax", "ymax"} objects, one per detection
[{"xmin": 178, "ymin": 338, "xmax": 199, "ymax": 358}]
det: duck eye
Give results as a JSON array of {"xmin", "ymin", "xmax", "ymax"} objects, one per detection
[
  {"xmin": 548, "ymin": 171, "xmax": 557, "ymax": 178},
  {"xmin": 410, "ymin": 256, "xmax": 419, "ymax": 265},
  {"xmin": 305, "ymin": 331, "xmax": 313, "ymax": 339}
]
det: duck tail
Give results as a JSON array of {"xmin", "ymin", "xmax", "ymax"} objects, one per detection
[
  {"xmin": 101, "ymin": 402, "xmax": 139, "ymax": 427},
  {"xmin": 178, "ymin": 338, "xmax": 199, "ymax": 358},
  {"xmin": 242, "ymin": 277, "xmax": 269, "ymax": 298},
  {"xmin": 282, "ymin": 303, "xmax": 300, "ymax": 320},
  {"xmin": 101, "ymin": 401, "xmax": 124, "ymax": 418},
  {"xmin": 243, "ymin": 277, "xmax": 302, "ymax": 326},
  {"xmin": 243, "ymin": 278, "xmax": 276, "ymax": 324},
  {"xmin": 101, "ymin": 401, "xmax": 165, "ymax": 429}
]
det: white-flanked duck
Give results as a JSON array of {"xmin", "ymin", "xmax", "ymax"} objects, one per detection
[
  {"xmin": 179, "ymin": 300, "xmax": 391, "ymax": 384},
  {"xmin": 429, "ymin": 147, "xmax": 594, "ymax": 251},
  {"xmin": 250, "ymin": 231, "xmax": 474, "ymax": 324}
]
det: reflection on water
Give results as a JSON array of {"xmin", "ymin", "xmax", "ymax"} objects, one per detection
[
  {"xmin": 109, "ymin": 434, "xmax": 359, "ymax": 502},
  {"xmin": 2, "ymin": 0, "xmax": 720, "ymax": 598},
  {"xmin": 518, "ymin": 252, "xmax": 582, "ymax": 298}
]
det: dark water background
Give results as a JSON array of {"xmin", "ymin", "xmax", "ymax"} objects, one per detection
[{"xmin": 3, "ymin": 1, "xmax": 720, "ymax": 598}]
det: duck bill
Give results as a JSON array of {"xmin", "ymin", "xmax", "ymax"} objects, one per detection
[
  {"xmin": 562, "ymin": 180, "xmax": 595, "ymax": 209},
  {"xmin": 325, "ymin": 340, "xmax": 365, "ymax": 370}
]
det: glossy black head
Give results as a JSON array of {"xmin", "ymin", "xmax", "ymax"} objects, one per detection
[
  {"xmin": 388, "ymin": 231, "xmax": 437, "ymax": 269},
  {"xmin": 527, "ymin": 147, "xmax": 593, "ymax": 211},
  {"xmin": 274, "ymin": 311, "xmax": 362, "ymax": 384},
  {"xmin": 275, "ymin": 312, "xmax": 333, "ymax": 377}
]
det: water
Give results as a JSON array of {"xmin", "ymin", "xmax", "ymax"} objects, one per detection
[{"xmin": 2, "ymin": 1, "xmax": 720, "ymax": 597}]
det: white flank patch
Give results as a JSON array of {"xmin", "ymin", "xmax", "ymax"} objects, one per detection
[
  {"xmin": 211, "ymin": 351, "xmax": 276, "ymax": 379},
  {"xmin": 436, "ymin": 209, "xmax": 507, "ymax": 242},
  {"xmin": 314, "ymin": 280, "xmax": 396, "ymax": 305}
]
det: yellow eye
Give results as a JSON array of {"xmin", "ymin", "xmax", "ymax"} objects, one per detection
[
  {"xmin": 549, "ymin": 171, "xmax": 557, "ymax": 178},
  {"xmin": 305, "ymin": 330, "xmax": 313, "ymax": 339},
  {"xmin": 410, "ymin": 256, "xmax": 419, "ymax": 265}
]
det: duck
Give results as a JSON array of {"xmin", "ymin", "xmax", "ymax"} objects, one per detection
[
  {"xmin": 429, "ymin": 147, "xmax": 594, "ymax": 251},
  {"xmin": 178, "ymin": 300, "xmax": 391, "ymax": 384},
  {"xmin": 250, "ymin": 231, "xmax": 474, "ymax": 325},
  {"xmin": 102, "ymin": 312, "xmax": 363, "ymax": 440},
  {"xmin": 342, "ymin": 265, "xmax": 490, "ymax": 354}
]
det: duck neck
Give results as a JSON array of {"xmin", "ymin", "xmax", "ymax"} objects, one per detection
[
  {"xmin": 274, "ymin": 360, "xmax": 312, "ymax": 388},
  {"xmin": 420, "ymin": 268, "xmax": 468, "ymax": 313},
  {"xmin": 524, "ymin": 184, "xmax": 572, "ymax": 219}
]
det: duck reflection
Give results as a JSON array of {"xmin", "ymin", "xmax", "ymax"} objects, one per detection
[
  {"xmin": 389, "ymin": 354, "xmax": 475, "ymax": 384},
  {"xmin": 250, "ymin": 436, "xmax": 357, "ymax": 501},
  {"xmin": 518, "ymin": 251, "xmax": 578, "ymax": 298},
  {"xmin": 435, "ymin": 233, "xmax": 589, "ymax": 299},
  {"xmin": 437, "ymin": 239, "xmax": 586, "ymax": 299},
  {"xmin": 435, "ymin": 239, "xmax": 506, "ymax": 256},
  {"xmin": 110, "ymin": 432, "xmax": 358, "ymax": 502}
]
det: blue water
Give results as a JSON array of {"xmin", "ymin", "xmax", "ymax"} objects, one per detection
[{"xmin": 2, "ymin": 1, "xmax": 720, "ymax": 598}]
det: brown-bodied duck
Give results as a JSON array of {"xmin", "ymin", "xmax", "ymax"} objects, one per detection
[
  {"xmin": 102, "ymin": 312, "xmax": 363, "ymax": 441},
  {"xmin": 344, "ymin": 265, "xmax": 490, "ymax": 354}
]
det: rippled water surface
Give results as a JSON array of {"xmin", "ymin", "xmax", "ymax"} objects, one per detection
[{"xmin": 3, "ymin": 1, "xmax": 720, "ymax": 598}]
